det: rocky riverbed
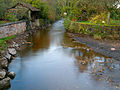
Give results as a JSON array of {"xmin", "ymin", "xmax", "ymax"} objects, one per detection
[{"xmin": 67, "ymin": 32, "xmax": 120, "ymax": 61}]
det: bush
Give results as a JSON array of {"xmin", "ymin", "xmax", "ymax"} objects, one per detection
[
  {"xmin": 89, "ymin": 12, "xmax": 111, "ymax": 24},
  {"xmin": 39, "ymin": 19, "xmax": 45, "ymax": 26},
  {"xmin": 111, "ymin": 10, "xmax": 120, "ymax": 20},
  {"xmin": 63, "ymin": 18, "xmax": 71, "ymax": 29}
]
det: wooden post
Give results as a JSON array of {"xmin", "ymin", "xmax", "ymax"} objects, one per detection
[
  {"xmin": 107, "ymin": 12, "xmax": 110, "ymax": 24},
  {"xmin": 28, "ymin": 10, "xmax": 31, "ymax": 20}
]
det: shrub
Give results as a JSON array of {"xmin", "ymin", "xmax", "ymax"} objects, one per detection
[
  {"xmin": 63, "ymin": 18, "xmax": 71, "ymax": 29},
  {"xmin": 89, "ymin": 12, "xmax": 111, "ymax": 25},
  {"xmin": 39, "ymin": 19, "xmax": 45, "ymax": 26},
  {"xmin": 111, "ymin": 9, "xmax": 120, "ymax": 20}
]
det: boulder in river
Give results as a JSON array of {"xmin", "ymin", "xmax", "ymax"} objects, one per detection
[{"xmin": 8, "ymin": 72, "xmax": 15, "ymax": 79}]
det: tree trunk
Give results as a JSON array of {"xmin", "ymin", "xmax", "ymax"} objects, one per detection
[{"xmin": 107, "ymin": 12, "xmax": 110, "ymax": 24}]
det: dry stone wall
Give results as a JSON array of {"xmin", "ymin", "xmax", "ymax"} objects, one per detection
[{"xmin": 0, "ymin": 21, "xmax": 26, "ymax": 38}]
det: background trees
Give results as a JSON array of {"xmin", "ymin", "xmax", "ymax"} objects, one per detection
[{"xmin": 57, "ymin": 0, "xmax": 120, "ymax": 25}]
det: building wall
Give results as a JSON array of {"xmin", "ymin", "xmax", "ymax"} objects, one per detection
[{"xmin": 0, "ymin": 21, "xmax": 26, "ymax": 38}]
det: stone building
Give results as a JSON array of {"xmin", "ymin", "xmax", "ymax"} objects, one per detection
[{"xmin": 7, "ymin": 2, "xmax": 40, "ymax": 28}]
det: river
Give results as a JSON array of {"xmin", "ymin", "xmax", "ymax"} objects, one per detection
[{"xmin": 9, "ymin": 20, "xmax": 120, "ymax": 90}]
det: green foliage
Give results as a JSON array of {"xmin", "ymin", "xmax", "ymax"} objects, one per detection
[
  {"xmin": 111, "ymin": 20, "xmax": 120, "ymax": 25},
  {"xmin": 68, "ymin": 21, "xmax": 92, "ymax": 35},
  {"xmin": 89, "ymin": 12, "xmax": 108, "ymax": 24},
  {"xmin": 63, "ymin": 18, "xmax": 71, "ymax": 29},
  {"xmin": 0, "ymin": 0, "xmax": 11, "ymax": 18},
  {"xmin": 0, "ymin": 0, "xmax": 26, "ymax": 19},
  {"xmin": 39, "ymin": 19, "xmax": 45, "ymax": 26},
  {"xmin": 111, "ymin": 10, "xmax": 120, "ymax": 20},
  {"xmin": 26, "ymin": 0, "xmax": 58, "ymax": 22},
  {"xmin": 58, "ymin": 0, "xmax": 120, "ymax": 26},
  {"xmin": 0, "ymin": 35, "xmax": 15, "ymax": 51},
  {"xmin": 0, "ymin": 21, "xmax": 10, "ymax": 24}
]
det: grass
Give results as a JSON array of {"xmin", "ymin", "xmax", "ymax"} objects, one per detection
[
  {"xmin": 0, "ymin": 20, "xmax": 10, "ymax": 24},
  {"xmin": 0, "ymin": 35, "xmax": 16, "ymax": 51},
  {"xmin": 111, "ymin": 20, "xmax": 120, "ymax": 25},
  {"xmin": 76, "ymin": 20, "xmax": 120, "ymax": 26}
]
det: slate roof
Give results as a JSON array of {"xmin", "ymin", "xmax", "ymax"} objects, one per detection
[{"xmin": 11, "ymin": 2, "xmax": 39, "ymax": 11}]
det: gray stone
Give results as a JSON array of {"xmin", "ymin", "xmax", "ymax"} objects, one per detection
[
  {"xmin": 8, "ymin": 72, "xmax": 15, "ymax": 79},
  {"xmin": 8, "ymin": 48, "xmax": 17, "ymax": 55},
  {"xmin": 5, "ymin": 52, "xmax": 12, "ymax": 60},
  {"xmin": 0, "ymin": 21, "xmax": 26, "ymax": 38},
  {"xmin": 12, "ymin": 42, "xmax": 19, "ymax": 48},
  {"xmin": 0, "ymin": 58, "xmax": 8, "ymax": 69},
  {"xmin": 14, "ymin": 44, "xmax": 19, "ymax": 47},
  {"xmin": 1, "ymin": 60, "xmax": 8, "ymax": 69},
  {"xmin": 0, "ymin": 77, "xmax": 10, "ymax": 90},
  {"xmin": 0, "ymin": 70, "xmax": 6, "ymax": 79}
]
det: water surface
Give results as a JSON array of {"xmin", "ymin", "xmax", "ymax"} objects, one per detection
[{"xmin": 9, "ymin": 20, "xmax": 120, "ymax": 90}]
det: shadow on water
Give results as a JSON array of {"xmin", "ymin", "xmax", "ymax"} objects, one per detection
[{"xmin": 9, "ymin": 20, "xmax": 120, "ymax": 90}]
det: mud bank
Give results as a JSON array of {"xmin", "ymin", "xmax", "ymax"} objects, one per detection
[
  {"xmin": 0, "ymin": 27, "xmax": 44, "ymax": 89},
  {"xmin": 67, "ymin": 32, "xmax": 120, "ymax": 61}
]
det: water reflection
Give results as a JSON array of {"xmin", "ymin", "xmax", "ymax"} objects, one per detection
[
  {"xmin": 62, "ymin": 32, "xmax": 120, "ymax": 88},
  {"xmin": 9, "ymin": 20, "xmax": 120, "ymax": 90},
  {"xmin": 32, "ymin": 30, "xmax": 50, "ymax": 52}
]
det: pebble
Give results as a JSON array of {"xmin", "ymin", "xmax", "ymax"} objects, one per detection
[{"xmin": 111, "ymin": 48, "xmax": 116, "ymax": 51}]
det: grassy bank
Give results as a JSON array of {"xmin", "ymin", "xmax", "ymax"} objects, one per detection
[
  {"xmin": 76, "ymin": 20, "xmax": 120, "ymax": 26},
  {"xmin": 0, "ymin": 21, "xmax": 10, "ymax": 24},
  {"xmin": 0, "ymin": 35, "xmax": 16, "ymax": 51}
]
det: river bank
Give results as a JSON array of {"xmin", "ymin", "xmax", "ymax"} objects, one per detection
[
  {"xmin": 0, "ymin": 25, "xmax": 48, "ymax": 89},
  {"xmin": 67, "ymin": 32, "xmax": 120, "ymax": 61}
]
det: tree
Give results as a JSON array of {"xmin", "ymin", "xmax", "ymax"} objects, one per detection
[
  {"xmin": 57, "ymin": 0, "xmax": 120, "ymax": 24},
  {"xmin": 0, "ymin": 0, "xmax": 12, "ymax": 19}
]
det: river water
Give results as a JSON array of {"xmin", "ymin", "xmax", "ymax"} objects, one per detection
[{"xmin": 9, "ymin": 20, "xmax": 120, "ymax": 90}]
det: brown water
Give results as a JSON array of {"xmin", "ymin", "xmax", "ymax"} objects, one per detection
[{"xmin": 9, "ymin": 20, "xmax": 120, "ymax": 90}]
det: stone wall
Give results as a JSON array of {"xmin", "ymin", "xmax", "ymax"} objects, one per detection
[
  {"xmin": 0, "ymin": 21, "xmax": 26, "ymax": 38},
  {"xmin": 68, "ymin": 22, "xmax": 120, "ymax": 39}
]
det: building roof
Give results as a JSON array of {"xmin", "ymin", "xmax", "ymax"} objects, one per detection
[{"xmin": 11, "ymin": 2, "xmax": 39, "ymax": 11}]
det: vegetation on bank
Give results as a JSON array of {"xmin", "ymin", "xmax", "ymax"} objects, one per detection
[
  {"xmin": 64, "ymin": 19, "xmax": 120, "ymax": 40},
  {"xmin": 0, "ymin": 21, "xmax": 10, "ymax": 24},
  {"xmin": 0, "ymin": 35, "xmax": 16, "ymax": 51},
  {"xmin": 57, "ymin": 0, "xmax": 120, "ymax": 39}
]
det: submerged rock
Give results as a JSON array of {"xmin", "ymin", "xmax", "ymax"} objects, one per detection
[{"xmin": 8, "ymin": 72, "xmax": 15, "ymax": 79}]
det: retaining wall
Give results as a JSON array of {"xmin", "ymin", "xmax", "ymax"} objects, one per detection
[
  {"xmin": 0, "ymin": 21, "xmax": 26, "ymax": 38},
  {"xmin": 68, "ymin": 21, "xmax": 120, "ymax": 39}
]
